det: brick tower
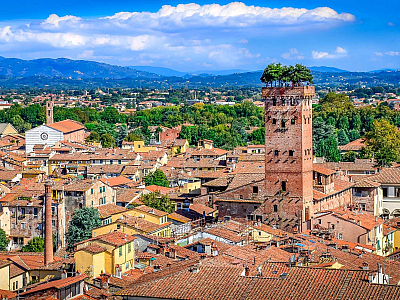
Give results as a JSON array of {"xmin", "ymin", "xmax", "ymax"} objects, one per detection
[
  {"xmin": 46, "ymin": 100, "xmax": 54, "ymax": 125},
  {"xmin": 263, "ymin": 86, "xmax": 315, "ymax": 232}
]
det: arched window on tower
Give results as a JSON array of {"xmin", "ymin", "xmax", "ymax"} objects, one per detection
[{"xmin": 281, "ymin": 181, "xmax": 287, "ymax": 191}]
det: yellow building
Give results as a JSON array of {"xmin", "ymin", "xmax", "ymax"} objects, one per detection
[
  {"xmin": 74, "ymin": 231, "xmax": 136, "ymax": 279},
  {"xmin": 121, "ymin": 141, "xmax": 158, "ymax": 153},
  {"xmin": 93, "ymin": 214, "xmax": 171, "ymax": 238},
  {"xmin": 180, "ymin": 178, "xmax": 201, "ymax": 194},
  {"xmin": 248, "ymin": 223, "xmax": 289, "ymax": 244},
  {"xmin": 169, "ymin": 139, "xmax": 189, "ymax": 156},
  {"xmin": 0, "ymin": 260, "xmax": 11, "ymax": 290},
  {"xmin": 0, "ymin": 123, "xmax": 18, "ymax": 137},
  {"xmin": 112, "ymin": 205, "xmax": 169, "ymax": 225},
  {"xmin": 382, "ymin": 226, "xmax": 400, "ymax": 256}
]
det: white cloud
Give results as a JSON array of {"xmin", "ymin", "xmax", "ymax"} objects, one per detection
[
  {"xmin": 237, "ymin": 39, "xmax": 248, "ymax": 44},
  {"xmin": 385, "ymin": 51, "xmax": 400, "ymax": 56},
  {"xmin": 0, "ymin": 3, "xmax": 356, "ymax": 69},
  {"xmin": 312, "ymin": 46, "xmax": 347, "ymax": 59},
  {"xmin": 281, "ymin": 48, "xmax": 304, "ymax": 60},
  {"xmin": 388, "ymin": 22, "xmax": 395, "ymax": 26},
  {"xmin": 335, "ymin": 46, "xmax": 347, "ymax": 54},
  {"xmin": 375, "ymin": 52, "xmax": 383, "ymax": 56},
  {"xmin": 41, "ymin": 14, "xmax": 81, "ymax": 28}
]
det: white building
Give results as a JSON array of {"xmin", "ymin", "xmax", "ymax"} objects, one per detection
[{"xmin": 25, "ymin": 125, "xmax": 64, "ymax": 154}]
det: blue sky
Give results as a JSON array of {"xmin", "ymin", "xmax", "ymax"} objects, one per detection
[{"xmin": 0, "ymin": 1, "xmax": 398, "ymax": 72}]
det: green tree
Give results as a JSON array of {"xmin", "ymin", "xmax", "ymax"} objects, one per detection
[
  {"xmin": 86, "ymin": 131, "xmax": 100, "ymax": 143},
  {"xmin": 337, "ymin": 129, "xmax": 350, "ymax": 145},
  {"xmin": 115, "ymin": 125, "xmax": 128, "ymax": 147},
  {"xmin": 22, "ymin": 237, "xmax": 44, "ymax": 252},
  {"xmin": 66, "ymin": 207, "xmax": 101, "ymax": 251},
  {"xmin": 0, "ymin": 228, "xmax": 9, "ymax": 251},
  {"xmin": 348, "ymin": 129, "xmax": 360, "ymax": 141},
  {"xmin": 342, "ymin": 151, "xmax": 357, "ymax": 162},
  {"xmin": 365, "ymin": 119, "xmax": 400, "ymax": 167},
  {"xmin": 324, "ymin": 135, "xmax": 341, "ymax": 162},
  {"xmin": 100, "ymin": 133, "xmax": 116, "ymax": 148},
  {"xmin": 125, "ymin": 132, "xmax": 142, "ymax": 142},
  {"xmin": 144, "ymin": 169, "xmax": 170, "ymax": 187},
  {"xmin": 140, "ymin": 192, "xmax": 175, "ymax": 213}
]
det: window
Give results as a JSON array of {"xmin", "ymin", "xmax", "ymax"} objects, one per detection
[
  {"xmin": 383, "ymin": 188, "xmax": 388, "ymax": 197},
  {"xmin": 126, "ymin": 262, "xmax": 129, "ymax": 270},
  {"xmin": 117, "ymin": 224, "xmax": 121, "ymax": 229},
  {"xmin": 274, "ymin": 150, "xmax": 279, "ymax": 156},
  {"xmin": 281, "ymin": 119, "xmax": 286, "ymax": 128},
  {"xmin": 38, "ymin": 223, "xmax": 42, "ymax": 230},
  {"xmin": 128, "ymin": 242, "xmax": 132, "ymax": 253},
  {"xmin": 360, "ymin": 203, "xmax": 366, "ymax": 211},
  {"xmin": 100, "ymin": 187, "xmax": 102, "ymax": 193},
  {"xmin": 258, "ymin": 231, "xmax": 262, "ymax": 236},
  {"xmin": 33, "ymin": 208, "xmax": 38, "ymax": 218},
  {"xmin": 21, "ymin": 223, "xmax": 26, "ymax": 230},
  {"xmin": 318, "ymin": 219, "xmax": 322, "ymax": 224},
  {"xmin": 291, "ymin": 118, "xmax": 295, "ymax": 125},
  {"xmin": 289, "ymin": 150, "xmax": 294, "ymax": 157},
  {"xmin": 253, "ymin": 186, "xmax": 259, "ymax": 194},
  {"xmin": 272, "ymin": 118, "xmax": 277, "ymax": 125},
  {"xmin": 91, "ymin": 189, "xmax": 93, "ymax": 195},
  {"xmin": 282, "ymin": 99, "xmax": 285, "ymax": 106},
  {"xmin": 273, "ymin": 99, "xmax": 276, "ymax": 106},
  {"xmin": 52, "ymin": 220, "xmax": 55, "ymax": 227},
  {"xmin": 118, "ymin": 160, "xmax": 121, "ymax": 165},
  {"xmin": 119, "ymin": 246, "xmax": 122, "ymax": 257},
  {"xmin": 240, "ymin": 195, "xmax": 243, "ymax": 199},
  {"xmin": 273, "ymin": 205, "xmax": 278, "ymax": 212},
  {"xmin": 281, "ymin": 181, "xmax": 287, "ymax": 191}
]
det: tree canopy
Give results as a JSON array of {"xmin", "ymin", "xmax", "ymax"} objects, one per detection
[
  {"xmin": 365, "ymin": 119, "xmax": 400, "ymax": 167},
  {"xmin": 140, "ymin": 192, "xmax": 175, "ymax": 213},
  {"xmin": 66, "ymin": 207, "xmax": 102, "ymax": 251},
  {"xmin": 22, "ymin": 236, "xmax": 45, "ymax": 252},
  {"xmin": 144, "ymin": 169, "xmax": 170, "ymax": 187},
  {"xmin": 0, "ymin": 229, "xmax": 8, "ymax": 251},
  {"xmin": 260, "ymin": 63, "xmax": 313, "ymax": 87}
]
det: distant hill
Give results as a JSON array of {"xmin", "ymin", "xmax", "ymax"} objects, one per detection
[
  {"xmin": 369, "ymin": 68, "xmax": 400, "ymax": 73},
  {"xmin": 0, "ymin": 57, "xmax": 160, "ymax": 79},
  {"xmin": 309, "ymin": 66, "xmax": 349, "ymax": 73},
  {"xmin": 129, "ymin": 66, "xmax": 187, "ymax": 77}
]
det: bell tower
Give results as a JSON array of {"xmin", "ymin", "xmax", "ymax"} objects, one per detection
[
  {"xmin": 46, "ymin": 100, "xmax": 54, "ymax": 125},
  {"xmin": 263, "ymin": 86, "xmax": 315, "ymax": 232}
]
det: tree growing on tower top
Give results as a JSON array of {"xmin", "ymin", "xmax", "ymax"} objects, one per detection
[{"xmin": 260, "ymin": 63, "xmax": 313, "ymax": 87}]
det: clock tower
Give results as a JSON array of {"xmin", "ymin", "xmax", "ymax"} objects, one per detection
[{"xmin": 46, "ymin": 100, "xmax": 54, "ymax": 125}]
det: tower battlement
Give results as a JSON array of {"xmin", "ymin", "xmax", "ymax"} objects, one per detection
[{"xmin": 262, "ymin": 86, "xmax": 315, "ymax": 99}]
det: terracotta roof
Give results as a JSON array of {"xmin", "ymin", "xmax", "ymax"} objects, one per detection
[
  {"xmin": 0, "ymin": 170, "xmax": 19, "ymax": 181},
  {"xmin": 96, "ymin": 203, "xmax": 126, "ymax": 219},
  {"xmin": 20, "ymin": 274, "xmax": 87, "ymax": 296},
  {"xmin": 338, "ymin": 138, "xmax": 365, "ymax": 151},
  {"xmin": 117, "ymin": 258, "xmax": 400, "ymax": 300},
  {"xmin": 316, "ymin": 208, "xmax": 383, "ymax": 231},
  {"xmin": 134, "ymin": 204, "xmax": 168, "ymax": 217},
  {"xmin": 145, "ymin": 185, "xmax": 174, "ymax": 195},
  {"xmin": 189, "ymin": 203, "xmax": 215, "ymax": 215},
  {"xmin": 168, "ymin": 212, "xmax": 191, "ymax": 223},
  {"xmin": 368, "ymin": 168, "xmax": 400, "ymax": 184},
  {"xmin": 76, "ymin": 231, "xmax": 136, "ymax": 247},
  {"xmin": 0, "ymin": 289, "xmax": 16, "ymax": 299},
  {"xmin": 100, "ymin": 176, "xmax": 133, "ymax": 187},
  {"xmin": 116, "ymin": 188, "xmax": 143, "ymax": 204},
  {"xmin": 205, "ymin": 227, "xmax": 246, "ymax": 243},
  {"xmin": 353, "ymin": 179, "xmax": 381, "ymax": 188},
  {"xmin": 313, "ymin": 164, "xmax": 335, "ymax": 176},
  {"xmin": 79, "ymin": 244, "xmax": 106, "ymax": 254},
  {"xmin": 118, "ymin": 215, "xmax": 167, "ymax": 233},
  {"xmin": 87, "ymin": 164, "xmax": 124, "ymax": 174},
  {"xmin": 47, "ymin": 119, "xmax": 85, "ymax": 133}
]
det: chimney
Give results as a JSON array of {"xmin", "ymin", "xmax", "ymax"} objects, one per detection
[
  {"xmin": 44, "ymin": 181, "xmax": 54, "ymax": 265},
  {"xmin": 244, "ymin": 266, "xmax": 250, "ymax": 276}
]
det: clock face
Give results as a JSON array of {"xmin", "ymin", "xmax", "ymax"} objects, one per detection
[{"xmin": 40, "ymin": 132, "xmax": 49, "ymax": 140}]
